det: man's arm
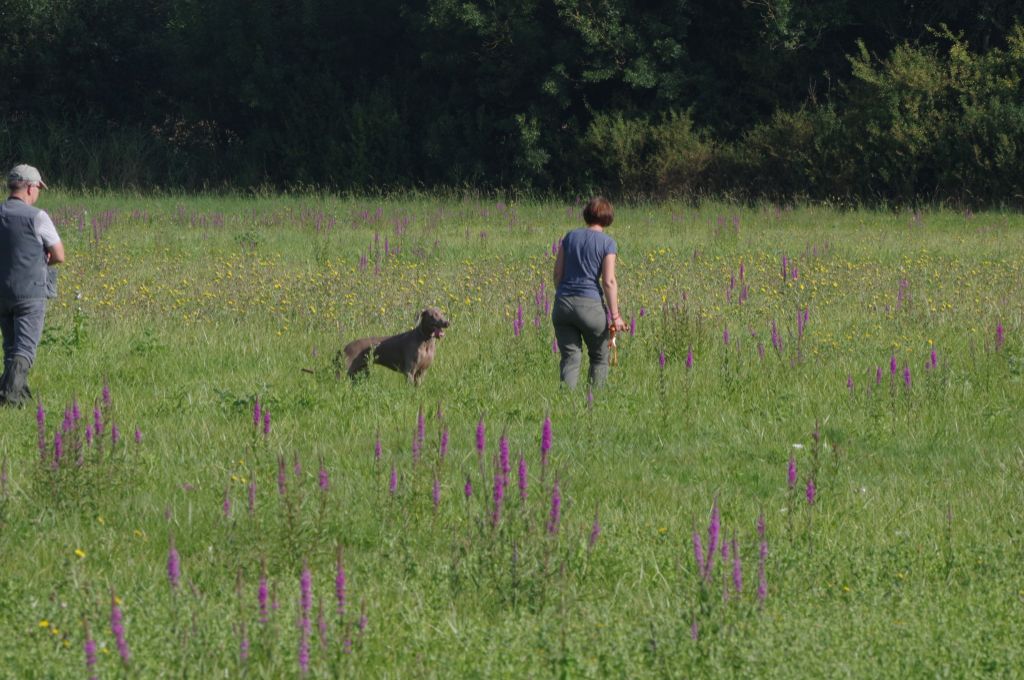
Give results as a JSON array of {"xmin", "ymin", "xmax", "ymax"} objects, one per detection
[{"xmin": 46, "ymin": 242, "xmax": 65, "ymax": 265}]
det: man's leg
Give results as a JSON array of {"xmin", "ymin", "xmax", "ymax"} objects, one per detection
[{"xmin": 4, "ymin": 300, "xmax": 47, "ymax": 405}]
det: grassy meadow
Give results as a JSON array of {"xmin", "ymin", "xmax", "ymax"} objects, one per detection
[{"xmin": 0, "ymin": 194, "xmax": 1022, "ymax": 677}]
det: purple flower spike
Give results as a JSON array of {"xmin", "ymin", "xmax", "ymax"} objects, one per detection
[
  {"xmin": 84, "ymin": 624, "xmax": 97, "ymax": 678},
  {"xmin": 262, "ymin": 409, "xmax": 271, "ymax": 437},
  {"xmin": 930, "ymin": 348, "xmax": 938, "ymax": 369},
  {"xmin": 439, "ymin": 427, "xmax": 449, "ymax": 459},
  {"xmin": 588, "ymin": 508, "xmax": 601, "ymax": 549},
  {"xmin": 102, "ymin": 382, "xmax": 112, "ymax": 408},
  {"xmin": 996, "ymin": 322, "xmax": 1005, "ymax": 350},
  {"xmin": 93, "ymin": 407, "xmax": 103, "ymax": 437},
  {"xmin": 731, "ymin": 535, "xmax": 742, "ymax": 593},
  {"xmin": 111, "ymin": 422, "xmax": 120, "ymax": 445},
  {"xmin": 388, "ymin": 466, "xmax": 398, "ymax": 495},
  {"xmin": 258, "ymin": 571, "xmax": 269, "ymax": 623},
  {"xmin": 318, "ymin": 461, "xmax": 329, "ymax": 492},
  {"xmin": 499, "ymin": 435, "xmax": 511, "ymax": 479},
  {"xmin": 167, "ymin": 537, "xmax": 181, "ymax": 589},
  {"xmin": 692, "ymin": 531, "xmax": 705, "ymax": 573},
  {"xmin": 704, "ymin": 498, "xmax": 720, "ymax": 580},
  {"xmin": 476, "ymin": 418, "xmax": 486, "ymax": 456},
  {"xmin": 540, "ymin": 416, "xmax": 552, "ymax": 461},
  {"xmin": 629, "ymin": 316, "xmax": 636, "ymax": 336},
  {"xmin": 547, "ymin": 480, "xmax": 561, "ymax": 535},
  {"xmin": 846, "ymin": 375, "xmax": 854, "ymax": 393},
  {"xmin": 685, "ymin": 347, "xmax": 694, "ymax": 370},
  {"xmin": 723, "ymin": 326, "xmax": 730, "ymax": 345},
  {"xmin": 492, "ymin": 472, "xmax": 505, "ymax": 526},
  {"xmin": 875, "ymin": 366, "xmax": 883, "ymax": 385},
  {"xmin": 903, "ymin": 364, "xmax": 912, "ymax": 389},
  {"xmin": 890, "ymin": 353, "xmax": 898, "ymax": 376},
  {"xmin": 464, "ymin": 476, "xmax": 473, "ymax": 500},
  {"xmin": 110, "ymin": 591, "xmax": 131, "ymax": 664},
  {"xmin": 787, "ymin": 456, "xmax": 797, "ymax": 488},
  {"xmin": 374, "ymin": 435, "xmax": 382, "ymax": 461},
  {"xmin": 806, "ymin": 477, "xmax": 816, "ymax": 505},
  {"xmin": 658, "ymin": 350, "xmax": 666, "ymax": 369}
]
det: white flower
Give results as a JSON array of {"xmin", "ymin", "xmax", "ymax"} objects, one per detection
[{"xmin": 792, "ymin": 443, "xmax": 804, "ymax": 449}]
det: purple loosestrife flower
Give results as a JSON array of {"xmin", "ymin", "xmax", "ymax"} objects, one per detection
[
  {"xmin": 731, "ymin": 535, "xmax": 742, "ymax": 593},
  {"xmin": 464, "ymin": 476, "xmax": 473, "ymax": 500},
  {"xmin": 588, "ymin": 508, "xmax": 601, "ymax": 550},
  {"xmin": 134, "ymin": 426, "xmax": 142, "ymax": 444},
  {"xmin": 432, "ymin": 476, "xmax": 441, "ymax": 510},
  {"xmin": 85, "ymin": 425, "xmax": 93, "ymax": 447},
  {"xmin": 374, "ymin": 435, "xmax": 382, "ymax": 461},
  {"xmin": 111, "ymin": 422, "xmax": 120, "ymax": 445},
  {"xmin": 847, "ymin": 375, "xmax": 854, "ymax": 393},
  {"xmin": 476, "ymin": 418, "xmax": 486, "ymax": 456},
  {"xmin": 806, "ymin": 477, "xmax": 816, "ymax": 505},
  {"xmin": 903, "ymin": 364, "xmax": 912, "ymax": 389},
  {"xmin": 300, "ymin": 563, "xmax": 313, "ymax": 618},
  {"xmin": 167, "ymin": 536, "xmax": 181, "ymax": 589},
  {"xmin": 540, "ymin": 416, "xmax": 552, "ymax": 465},
  {"xmin": 658, "ymin": 350, "xmax": 666, "ymax": 369},
  {"xmin": 723, "ymin": 326, "xmax": 730, "ymax": 345},
  {"xmin": 788, "ymin": 456, "xmax": 797, "ymax": 489},
  {"xmin": 875, "ymin": 366, "xmax": 883, "ymax": 385},
  {"xmin": 692, "ymin": 532, "xmax": 705, "ymax": 573},
  {"xmin": 240, "ymin": 623, "xmax": 250, "ymax": 663},
  {"xmin": 262, "ymin": 410, "xmax": 271, "ymax": 437},
  {"xmin": 499, "ymin": 435, "xmax": 510, "ymax": 481},
  {"xmin": 335, "ymin": 548, "xmax": 347, "ymax": 617},
  {"xmin": 84, "ymin": 622, "xmax": 98, "ymax": 680},
  {"xmin": 704, "ymin": 498, "xmax": 720, "ymax": 580},
  {"xmin": 629, "ymin": 316, "xmax": 636, "ymax": 336},
  {"xmin": 439, "ymin": 426, "xmax": 449, "ymax": 459},
  {"xmin": 686, "ymin": 347, "xmax": 694, "ymax": 370},
  {"xmin": 277, "ymin": 456, "xmax": 287, "ymax": 496},
  {"xmin": 517, "ymin": 455, "xmax": 527, "ymax": 502},
  {"xmin": 547, "ymin": 480, "xmax": 562, "ymax": 535},
  {"xmin": 318, "ymin": 460, "xmax": 329, "ymax": 492},
  {"xmin": 890, "ymin": 353, "xmax": 898, "ymax": 376},
  {"xmin": 258, "ymin": 572, "xmax": 270, "ymax": 623},
  {"xmin": 110, "ymin": 591, "xmax": 131, "ymax": 664},
  {"xmin": 388, "ymin": 465, "xmax": 398, "ymax": 495},
  {"xmin": 102, "ymin": 382, "xmax": 112, "ymax": 408},
  {"xmin": 930, "ymin": 348, "xmax": 938, "ymax": 369}
]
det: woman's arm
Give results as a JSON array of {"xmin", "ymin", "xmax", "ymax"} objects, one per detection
[
  {"xmin": 601, "ymin": 253, "xmax": 626, "ymax": 331},
  {"xmin": 552, "ymin": 244, "xmax": 565, "ymax": 287}
]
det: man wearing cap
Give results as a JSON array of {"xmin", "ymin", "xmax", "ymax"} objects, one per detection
[{"xmin": 0, "ymin": 164, "xmax": 65, "ymax": 406}]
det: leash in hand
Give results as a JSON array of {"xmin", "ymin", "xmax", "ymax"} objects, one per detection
[{"xmin": 608, "ymin": 323, "xmax": 618, "ymax": 366}]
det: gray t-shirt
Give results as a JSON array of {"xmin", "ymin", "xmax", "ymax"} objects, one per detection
[{"xmin": 556, "ymin": 227, "xmax": 617, "ymax": 300}]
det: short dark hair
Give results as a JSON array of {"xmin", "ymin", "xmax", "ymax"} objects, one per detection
[{"xmin": 582, "ymin": 196, "xmax": 614, "ymax": 227}]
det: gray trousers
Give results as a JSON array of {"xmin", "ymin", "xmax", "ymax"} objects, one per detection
[
  {"xmin": 552, "ymin": 295, "xmax": 610, "ymax": 388},
  {"xmin": 0, "ymin": 297, "xmax": 47, "ymax": 369}
]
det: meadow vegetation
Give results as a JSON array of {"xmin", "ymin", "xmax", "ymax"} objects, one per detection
[{"xmin": 0, "ymin": 195, "xmax": 1021, "ymax": 677}]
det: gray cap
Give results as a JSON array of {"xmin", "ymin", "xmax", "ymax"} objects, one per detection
[{"xmin": 7, "ymin": 164, "xmax": 48, "ymax": 189}]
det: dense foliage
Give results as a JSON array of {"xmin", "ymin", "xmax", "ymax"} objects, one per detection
[{"xmin": 2, "ymin": 1, "xmax": 1024, "ymax": 203}]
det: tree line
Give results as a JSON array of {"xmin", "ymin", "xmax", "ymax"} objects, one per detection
[{"xmin": 2, "ymin": 0, "xmax": 1023, "ymax": 205}]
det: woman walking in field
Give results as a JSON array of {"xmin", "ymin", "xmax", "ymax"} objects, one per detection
[{"xmin": 552, "ymin": 196, "xmax": 626, "ymax": 388}]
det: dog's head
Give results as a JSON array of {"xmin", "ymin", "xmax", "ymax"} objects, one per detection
[{"xmin": 420, "ymin": 307, "xmax": 449, "ymax": 339}]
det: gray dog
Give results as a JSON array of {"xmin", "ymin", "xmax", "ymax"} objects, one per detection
[{"xmin": 340, "ymin": 307, "xmax": 449, "ymax": 385}]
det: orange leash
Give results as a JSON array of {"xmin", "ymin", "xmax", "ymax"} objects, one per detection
[{"xmin": 608, "ymin": 323, "xmax": 618, "ymax": 366}]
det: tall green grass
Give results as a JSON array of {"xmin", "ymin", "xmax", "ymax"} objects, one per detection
[{"xmin": 0, "ymin": 195, "xmax": 1021, "ymax": 677}]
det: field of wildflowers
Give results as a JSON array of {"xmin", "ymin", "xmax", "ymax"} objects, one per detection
[{"xmin": 0, "ymin": 195, "xmax": 1021, "ymax": 677}]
